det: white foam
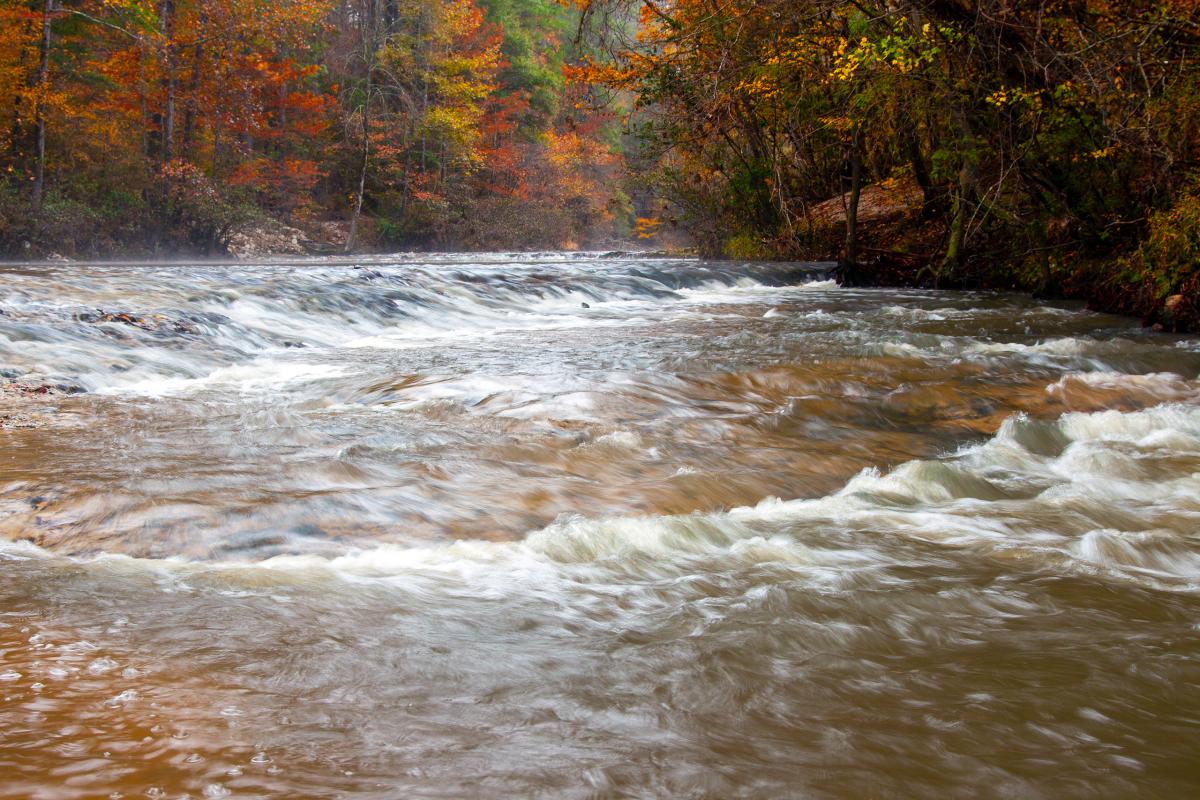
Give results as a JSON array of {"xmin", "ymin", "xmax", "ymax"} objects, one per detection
[
  {"xmin": 99, "ymin": 360, "xmax": 348, "ymax": 398},
  {"xmin": 5, "ymin": 400, "xmax": 1199, "ymax": 592},
  {"xmin": 968, "ymin": 337, "xmax": 1107, "ymax": 357},
  {"xmin": 1046, "ymin": 371, "xmax": 1200, "ymax": 402},
  {"xmin": 588, "ymin": 431, "xmax": 644, "ymax": 449}
]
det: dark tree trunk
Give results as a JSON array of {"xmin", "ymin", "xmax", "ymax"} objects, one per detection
[
  {"xmin": 181, "ymin": 11, "xmax": 207, "ymax": 157},
  {"xmin": 32, "ymin": 0, "xmax": 52, "ymax": 209},
  {"xmin": 844, "ymin": 124, "xmax": 863, "ymax": 271},
  {"xmin": 160, "ymin": 0, "xmax": 177, "ymax": 164},
  {"xmin": 906, "ymin": 130, "xmax": 937, "ymax": 218},
  {"xmin": 941, "ymin": 113, "xmax": 979, "ymax": 282}
]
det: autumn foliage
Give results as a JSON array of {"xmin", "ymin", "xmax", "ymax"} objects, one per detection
[
  {"xmin": 572, "ymin": 0, "xmax": 1200, "ymax": 323},
  {"xmin": 0, "ymin": 0, "xmax": 629, "ymax": 255}
]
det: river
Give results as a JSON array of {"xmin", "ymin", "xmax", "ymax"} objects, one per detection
[{"xmin": 1, "ymin": 254, "xmax": 1198, "ymax": 798}]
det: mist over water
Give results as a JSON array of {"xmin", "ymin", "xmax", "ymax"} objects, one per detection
[{"xmin": 2, "ymin": 254, "xmax": 1199, "ymax": 798}]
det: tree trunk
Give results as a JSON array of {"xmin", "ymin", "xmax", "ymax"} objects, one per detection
[
  {"xmin": 181, "ymin": 10, "xmax": 206, "ymax": 157},
  {"xmin": 345, "ymin": 93, "xmax": 370, "ymax": 253},
  {"xmin": 160, "ymin": 0, "xmax": 177, "ymax": 164},
  {"xmin": 906, "ymin": 130, "xmax": 936, "ymax": 218},
  {"xmin": 941, "ymin": 158, "xmax": 978, "ymax": 282},
  {"xmin": 844, "ymin": 123, "xmax": 863, "ymax": 272},
  {"xmin": 940, "ymin": 113, "xmax": 979, "ymax": 283},
  {"xmin": 32, "ymin": 0, "xmax": 52, "ymax": 209},
  {"xmin": 345, "ymin": 0, "xmax": 380, "ymax": 253}
]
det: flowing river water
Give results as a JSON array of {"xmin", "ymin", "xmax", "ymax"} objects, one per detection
[{"xmin": 1, "ymin": 254, "xmax": 1198, "ymax": 799}]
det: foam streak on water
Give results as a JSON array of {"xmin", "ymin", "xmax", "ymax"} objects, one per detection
[{"xmin": 1, "ymin": 254, "xmax": 1199, "ymax": 798}]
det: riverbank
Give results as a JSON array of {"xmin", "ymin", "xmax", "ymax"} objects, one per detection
[{"xmin": 782, "ymin": 177, "xmax": 1200, "ymax": 334}]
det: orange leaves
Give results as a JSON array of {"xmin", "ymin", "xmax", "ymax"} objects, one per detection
[
  {"xmin": 0, "ymin": 0, "xmax": 629, "ymax": 248},
  {"xmin": 634, "ymin": 216, "xmax": 661, "ymax": 239},
  {"xmin": 0, "ymin": 5, "xmax": 44, "ymax": 147},
  {"xmin": 563, "ymin": 57, "xmax": 638, "ymax": 89},
  {"xmin": 230, "ymin": 155, "xmax": 325, "ymax": 213},
  {"xmin": 536, "ymin": 127, "xmax": 621, "ymax": 219}
]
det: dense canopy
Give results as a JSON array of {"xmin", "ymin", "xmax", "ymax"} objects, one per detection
[{"xmin": 0, "ymin": 0, "xmax": 628, "ymax": 253}]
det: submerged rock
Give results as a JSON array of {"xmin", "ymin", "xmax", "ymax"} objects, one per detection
[{"xmin": 76, "ymin": 310, "xmax": 199, "ymax": 336}]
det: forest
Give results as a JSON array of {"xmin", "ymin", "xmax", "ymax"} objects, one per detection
[
  {"xmin": 2, "ymin": 0, "xmax": 1199, "ymax": 328},
  {"xmin": 0, "ymin": 0, "xmax": 632, "ymax": 254}
]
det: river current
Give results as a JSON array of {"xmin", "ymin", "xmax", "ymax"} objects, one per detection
[{"xmin": 1, "ymin": 254, "xmax": 1198, "ymax": 798}]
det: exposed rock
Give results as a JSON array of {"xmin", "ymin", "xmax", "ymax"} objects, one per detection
[
  {"xmin": 0, "ymin": 382, "xmax": 75, "ymax": 430},
  {"xmin": 307, "ymin": 220, "xmax": 350, "ymax": 252},
  {"xmin": 226, "ymin": 219, "xmax": 311, "ymax": 258},
  {"xmin": 226, "ymin": 218, "xmax": 348, "ymax": 258},
  {"xmin": 1155, "ymin": 291, "xmax": 1196, "ymax": 332},
  {"xmin": 76, "ymin": 310, "xmax": 198, "ymax": 335}
]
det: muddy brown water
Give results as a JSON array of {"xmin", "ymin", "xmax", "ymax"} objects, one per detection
[{"xmin": 1, "ymin": 254, "xmax": 1199, "ymax": 798}]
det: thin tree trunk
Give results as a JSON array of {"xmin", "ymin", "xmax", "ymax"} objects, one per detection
[
  {"xmin": 940, "ymin": 159, "xmax": 979, "ymax": 281},
  {"xmin": 181, "ymin": 10, "xmax": 206, "ymax": 157},
  {"xmin": 941, "ymin": 159, "xmax": 978, "ymax": 283},
  {"xmin": 210, "ymin": 123, "xmax": 221, "ymax": 175},
  {"xmin": 941, "ymin": 116, "xmax": 979, "ymax": 282},
  {"xmin": 844, "ymin": 123, "xmax": 863, "ymax": 271},
  {"xmin": 160, "ymin": 0, "xmax": 177, "ymax": 164},
  {"xmin": 32, "ymin": 0, "xmax": 52, "ymax": 209},
  {"xmin": 346, "ymin": 0, "xmax": 378, "ymax": 253},
  {"xmin": 345, "ymin": 91, "xmax": 370, "ymax": 253}
]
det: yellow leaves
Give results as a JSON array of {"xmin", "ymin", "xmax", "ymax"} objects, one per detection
[
  {"xmin": 818, "ymin": 115, "xmax": 854, "ymax": 133},
  {"xmin": 985, "ymin": 85, "xmax": 1044, "ymax": 109},
  {"xmin": 735, "ymin": 75, "xmax": 781, "ymax": 102},
  {"xmin": 0, "ymin": 6, "xmax": 39, "ymax": 133},
  {"xmin": 830, "ymin": 19, "xmax": 952, "ymax": 83},
  {"xmin": 830, "ymin": 51, "xmax": 862, "ymax": 82}
]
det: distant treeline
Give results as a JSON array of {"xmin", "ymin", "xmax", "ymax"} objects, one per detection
[
  {"xmin": 573, "ymin": 0, "xmax": 1200, "ymax": 328},
  {"xmin": 0, "ymin": 0, "xmax": 634, "ymax": 256}
]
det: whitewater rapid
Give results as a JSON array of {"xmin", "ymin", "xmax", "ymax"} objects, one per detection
[{"xmin": 1, "ymin": 254, "xmax": 1199, "ymax": 798}]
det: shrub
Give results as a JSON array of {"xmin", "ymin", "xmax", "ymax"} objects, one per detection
[
  {"xmin": 723, "ymin": 231, "xmax": 770, "ymax": 260},
  {"xmin": 1120, "ymin": 179, "xmax": 1200, "ymax": 301},
  {"xmin": 156, "ymin": 161, "xmax": 256, "ymax": 254}
]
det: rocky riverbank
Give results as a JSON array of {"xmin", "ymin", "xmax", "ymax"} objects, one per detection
[{"xmin": 788, "ymin": 177, "xmax": 1199, "ymax": 334}]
